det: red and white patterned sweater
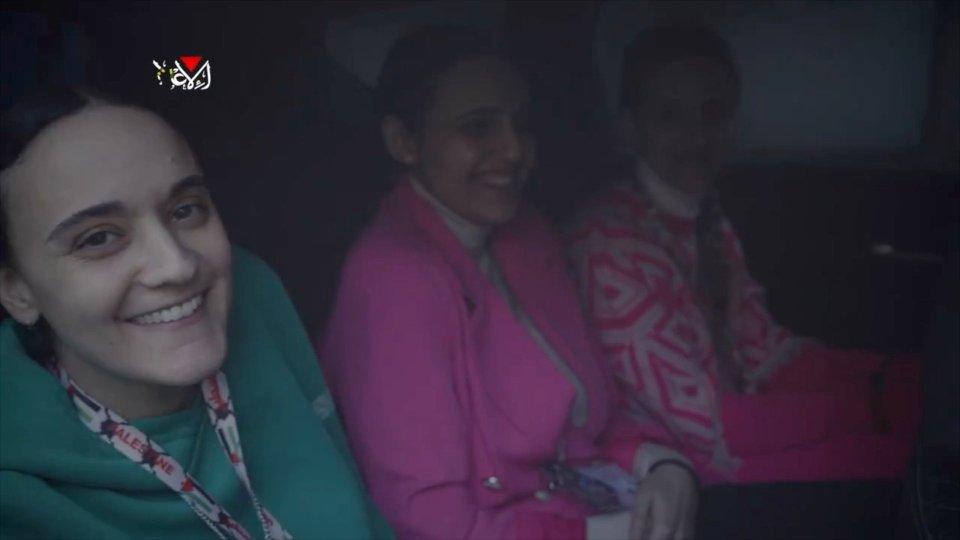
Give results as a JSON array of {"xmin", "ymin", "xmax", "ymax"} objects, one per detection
[{"xmin": 566, "ymin": 178, "xmax": 806, "ymax": 474}]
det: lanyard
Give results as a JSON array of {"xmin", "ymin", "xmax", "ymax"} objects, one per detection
[{"xmin": 51, "ymin": 364, "xmax": 292, "ymax": 540}]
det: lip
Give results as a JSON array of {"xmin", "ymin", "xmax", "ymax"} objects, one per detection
[
  {"xmin": 125, "ymin": 290, "xmax": 208, "ymax": 327},
  {"xmin": 475, "ymin": 171, "xmax": 521, "ymax": 188}
]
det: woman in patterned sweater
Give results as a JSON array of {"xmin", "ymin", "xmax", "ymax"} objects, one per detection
[{"xmin": 566, "ymin": 24, "xmax": 920, "ymax": 485}]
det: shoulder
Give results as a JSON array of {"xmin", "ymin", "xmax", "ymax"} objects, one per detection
[
  {"xmin": 0, "ymin": 471, "xmax": 56, "ymax": 535},
  {"xmin": 225, "ymin": 246, "xmax": 316, "ymax": 377},
  {"xmin": 228, "ymin": 246, "xmax": 302, "ymax": 325},
  {"xmin": 0, "ymin": 470, "xmax": 121, "ymax": 538},
  {"xmin": 0, "ymin": 321, "xmax": 61, "ymax": 430},
  {"xmin": 340, "ymin": 203, "xmax": 457, "ymax": 294},
  {"xmin": 502, "ymin": 204, "xmax": 566, "ymax": 254},
  {"xmin": 231, "ymin": 245, "xmax": 284, "ymax": 295},
  {"xmin": 322, "ymin": 204, "xmax": 467, "ymax": 356},
  {"xmin": 567, "ymin": 182, "xmax": 652, "ymax": 248},
  {"xmin": 0, "ymin": 320, "xmax": 26, "ymax": 370},
  {"xmin": 571, "ymin": 183, "xmax": 648, "ymax": 232}
]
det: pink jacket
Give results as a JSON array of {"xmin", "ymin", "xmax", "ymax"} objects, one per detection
[{"xmin": 321, "ymin": 180, "xmax": 667, "ymax": 539}]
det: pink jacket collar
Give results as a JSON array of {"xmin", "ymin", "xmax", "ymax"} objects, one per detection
[{"xmin": 383, "ymin": 177, "xmax": 559, "ymax": 294}]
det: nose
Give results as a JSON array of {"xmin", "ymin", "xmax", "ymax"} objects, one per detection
[
  {"xmin": 137, "ymin": 225, "xmax": 199, "ymax": 288},
  {"xmin": 689, "ymin": 126, "xmax": 709, "ymax": 150},
  {"xmin": 497, "ymin": 120, "xmax": 524, "ymax": 162},
  {"xmin": 684, "ymin": 116, "xmax": 711, "ymax": 151}
]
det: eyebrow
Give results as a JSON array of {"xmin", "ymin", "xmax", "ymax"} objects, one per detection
[
  {"xmin": 46, "ymin": 201, "xmax": 125, "ymax": 243},
  {"xmin": 457, "ymin": 104, "xmax": 532, "ymax": 121},
  {"xmin": 169, "ymin": 174, "xmax": 208, "ymax": 199},
  {"xmin": 45, "ymin": 175, "xmax": 208, "ymax": 243}
]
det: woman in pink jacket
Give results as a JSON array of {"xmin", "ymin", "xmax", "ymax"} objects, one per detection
[{"xmin": 321, "ymin": 26, "xmax": 698, "ymax": 540}]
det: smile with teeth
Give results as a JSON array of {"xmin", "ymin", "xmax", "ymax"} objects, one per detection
[
  {"xmin": 478, "ymin": 173, "xmax": 519, "ymax": 187},
  {"xmin": 129, "ymin": 294, "xmax": 204, "ymax": 325}
]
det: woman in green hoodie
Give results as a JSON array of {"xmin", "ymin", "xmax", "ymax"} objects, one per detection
[{"xmin": 0, "ymin": 88, "xmax": 391, "ymax": 540}]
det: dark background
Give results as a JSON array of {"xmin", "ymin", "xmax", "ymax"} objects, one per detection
[
  {"xmin": 2, "ymin": 0, "xmax": 958, "ymax": 350},
  {"xmin": 2, "ymin": 2, "xmax": 959, "ymax": 537}
]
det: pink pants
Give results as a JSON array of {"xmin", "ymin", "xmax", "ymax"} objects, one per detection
[{"xmin": 704, "ymin": 348, "xmax": 921, "ymax": 484}]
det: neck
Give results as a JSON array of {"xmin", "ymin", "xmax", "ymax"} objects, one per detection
[
  {"xmin": 55, "ymin": 344, "xmax": 199, "ymax": 420},
  {"xmin": 411, "ymin": 177, "xmax": 491, "ymax": 258},
  {"xmin": 637, "ymin": 160, "xmax": 704, "ymax": 219}
]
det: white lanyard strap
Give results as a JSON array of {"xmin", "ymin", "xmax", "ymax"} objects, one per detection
[{"xmin": 53, "ymin": 364, "xmax": 292, "ymax": 540}]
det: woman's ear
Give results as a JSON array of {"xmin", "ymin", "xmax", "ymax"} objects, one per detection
[
  {"xmin": 381, "ymin": 115, "xmax": 419, "ymax": 166},
  {"xmin": 614, "ymin": 109, "xmax": 640, "ymax": 155},
  {"xmin": 0, "ymin": 266, "xmax": 40, "ymax": 325}
]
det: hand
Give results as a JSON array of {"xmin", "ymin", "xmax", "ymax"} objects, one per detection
[
  {"xmin": 585, "ymin": 511, "xmax": 632, "ymax": 540},
  {"xmin": 629, "ymin": 463, "xmax": 698, "ymax": 540}
]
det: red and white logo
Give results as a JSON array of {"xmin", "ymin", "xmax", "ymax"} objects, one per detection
[{"xmin": 153, "ymin": 56, "xmax": 212, "ymax": 90}]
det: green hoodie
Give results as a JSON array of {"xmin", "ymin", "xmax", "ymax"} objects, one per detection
[{"xmin": 0, "ymin": 247, "xmax": 392, "ymax": 540}]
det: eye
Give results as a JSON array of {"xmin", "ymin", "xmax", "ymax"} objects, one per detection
[
  {"xmin": 460, "ymin": 116, "xmax": 496, "ymax": 138},
  {"xmin": 656, "ymin": 107, "xmax": 680, "ymax": 125},
  {"xmin": 512, "ymin": 111, "xmax": 534, "ymax": 135},
  {"xmin": 170, "ymin": 201, "xmax": 210, "ymax": 227},
  {"xmin": 73, "ymin": 228, "xmax": 124, "ymax": 255},
  {"xmin": 702, "ymin": 99, "xmax": 734, "ymax": 125}
]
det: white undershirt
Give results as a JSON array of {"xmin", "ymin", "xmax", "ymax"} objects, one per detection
[{"xmin": 637, "ymin": 160, "xmax": 702, "ymax": 219}]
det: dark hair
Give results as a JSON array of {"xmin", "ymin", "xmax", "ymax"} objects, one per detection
[
  {"xmin": 620, "ymin": 25, "xmax": 744, "ymax": 389},
  {"xmin": 621, "ymin": 23, "xmax": 740, "ymax": 111},
  {"xmin": 375, "ymin": 25, "xmax": 501, "ymax": 131},
  {"xmin": 0, "ymin": 87, "xmax": 113, "ymax": 356},
  {"xmin": 1, "ymin": 86, "xmax": 104, "ymax": 267}
]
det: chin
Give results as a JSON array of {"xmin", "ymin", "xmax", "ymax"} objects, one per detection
[
  {"xmin": 476, "ymin": 204, "xmax": 520, "ymax": 226},
  {"xmin": 475, "ymin": 190, "xmax": 522, "ymax": 225},
  {"xmin": 153, "ymin": 339, "xmax": 227, "ymax": 387},
  {"xmin": 673, "ymin": 170, "xmax": 715, "ymax": 195}
]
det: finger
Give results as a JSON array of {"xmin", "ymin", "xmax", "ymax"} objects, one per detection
[
  {"xmin": 648, "ymin": 506, "xmax": 673, "ymax": 540},
  {"xmin": 667, "ymin": 493, "xmax": 682, "ymax": 538},
  {"xmin": 675, "ymin": 517, "xmax": 693, "ymax": 540},
  {"xmin": 674, "ymin": 496, "xmax": 698, "ymax": 540},
  {"xmin": 630, "ymin": 494, "xmax": 653, "ymax": 540}
]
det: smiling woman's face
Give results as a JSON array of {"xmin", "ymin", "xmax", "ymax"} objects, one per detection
[
  {"xmin": 0, "ymin": 105, "xmax": 232, "ymax": 406},
  {"xmin": 404, "ymin": 54, "xmax": 535, "ymax": 226},
  {"xmin": 631, "ymin": 57, "xmax": 739, "ymax": 195}
]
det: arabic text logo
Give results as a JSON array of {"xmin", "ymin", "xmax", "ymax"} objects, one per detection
[{"xmin": 153, "ymin": 56, "xmax": 212, "ymax": 90}]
